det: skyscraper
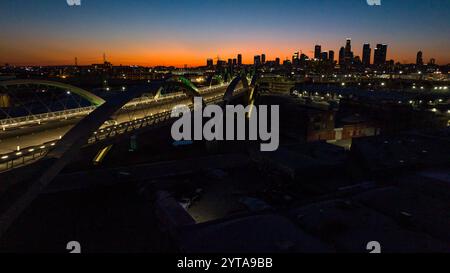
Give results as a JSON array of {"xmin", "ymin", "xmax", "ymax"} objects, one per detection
[
  {"xmin": 275, "ymin": 58, "xmax": 280, "ymax": 66},
  {"xmin": 300, "ymin": 54, "xmax": 308, "ymax": 63},
  {"xmin": 261, "ymin": 54, "xmax": 266, "ymax": 64},
  {"xmin": 237, "ymin": 54, "xmax": 242, "ymax": 66},
  {"xmin": 362, "ymin": 44, "xmax": 371, "ymax": 67},
  {"xmin": 374, "ymin": 44, "xmax": 388, "ymax": 65},
  {"xmin": 339, "ymin": 47, "xmax": 345, "ymax": 65},
  {"xmin": 314, "ymin": 45, "xmax": 322, "ymax": 60},
  {"xmin": 344, "ymin": 38, "xmax": 353, "ymax": 65},
  {"xmin": 254, "ymin": 55, "xmax": 261, "ymax": 66},
  {"xmin": 345, "ymin": 39, "xmax": 352, "ymax": 56},
  {"xmin": 292, "ymin": 52, "xmax": 300, "ymax": 66},
  {"xmin": 374, "ymin": 46, "xmax": 380, "ymax": 65},
  {"xmin": 416, "ymin": 51, "xmax": 423, "ymax": 66},
  {"xmin": 381, "ymin": 44, "xmax": 388, "ymax": 64},
  {"xmin": 216, "ymin": 59, "xmax": 226, "ymax": 67},
  {"xmin": 207, "ymin": 58, "xmax": 214, "ymax": 67},
  {"xmin": 321, "ymin": 52, "xmax": 328, "ymax": 61},
  {"xmin": 328, "ymin": 50, "xmax": 335, "ymax": 62}
]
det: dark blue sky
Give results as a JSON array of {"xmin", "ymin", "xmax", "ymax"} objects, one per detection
[{"xmin": 1, "ymin": 0, "xmax": 449, "ymax": 66}]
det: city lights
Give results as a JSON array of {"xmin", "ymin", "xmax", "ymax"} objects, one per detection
[{"xmin": 0, "ymin": 0, "xmax": 449, "ymax": 257}]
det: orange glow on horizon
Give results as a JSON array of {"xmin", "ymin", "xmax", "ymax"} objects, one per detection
[{"xmin": 2, "ymin": 39, "xmax": 448, "ymax": 67}]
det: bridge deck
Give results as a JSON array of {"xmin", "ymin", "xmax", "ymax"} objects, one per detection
[{"xmin": 0, "ymin": 84, "xmax": 246, "ymax": 172}]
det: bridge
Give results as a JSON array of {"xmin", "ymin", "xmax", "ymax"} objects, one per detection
[
  {"xmin": 0, "ymin": 75, "xmax": 255, "ymax": 172},
  {"xmin": 0, "ymin": 74, "xmax": 259, "ymax": 238}
]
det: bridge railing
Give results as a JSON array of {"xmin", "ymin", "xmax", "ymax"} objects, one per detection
[
  {"xmin": 125, "ymin": 93, "xmax": 188, "ymax": 109},
  {"xmin": 86, "ymin": 87, "xmax": 244, "ymax": 144},
  {"xmin": 87, "ymin": 93, "xmax": 224, "ymax": 144},
  {"xmin": 198, "ymin": 82, "xmax": 230, "ymax": 93},
  {"xmin": 0, "ymin": 106, "xmax": 97, "ymax": 129},
  {"xmin": 0, "ymin": 83, "xmax": 230, "ymax": 131},
  {"xmin": 0, "ymin": 140, "xmax": 57, "ymax": 172},
  {"xmin": 0, "ymin": 84, "xmax": 243, "ymax": 173}
]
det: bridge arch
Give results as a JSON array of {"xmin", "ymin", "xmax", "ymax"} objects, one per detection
[
  {"xmin": 49, "ymin": 76, "xmax": 205, "ymax": 160},
  {"xmin": 206, "ymin": 74, "xmax": 224, "ymax": 86},
  {"xmin": 223, "ymin": 74, "xmax": 260, "ymax": 105},
  {"xmin": 223, "ymin": 75, "xmax": 249, "ymax": 104},
  {"xmin": 18, "ymin": 76, "xmax": 206, "ymax": 179},
  {"xmin": 154, "ymin": 76, "xmax": 201, "ymax": 100},
  {"xmin": 169, "ymin": 76, "xmax": 200, "ymax": 96},
  {"xmin": 0, "ymin": 75, "xmax": 252, "ymax": 237},
  {"xmin": 0, "ymin": 75, "xmax": 211, "ymax": 237},
  {"xmin": 0, "ymin": 79, "xmax": 106, "ymax": 106}
]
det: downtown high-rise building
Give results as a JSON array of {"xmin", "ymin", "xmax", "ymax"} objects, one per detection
[
  {"xmin": 292, "ymin": 52, "xmax": 300, "ymax": 66},
  {"xmin": 275, "ymin": 57, "xmax": 280, "ymax": 66},
  {"xmin": 300, "ymin": 53, "xmax": 308, "ymax": 63},
  {"xmin": 321, "ymin": 52, "xmax": 328, "ymax": 61},
  {"xmin": 374, "ymin": 44, "xmax": 388, "ymax": 65},
  {"xmin": 328, "ymin": 50, "xmax": 335, "ymax": 62},
  {"xmin": 254, "ymin": 55, "xmax": 261, "ymax": 66},
  {"xmin": 261, "ymin": 54, "xmax": 266, "ymax": 64},
  {"xmin": 345, "ymin": 39, "xmax": 352, "ymax": 55},
  {"xmin": 344, "ymin": 38, "xmax": 353, "ymax": 65},
  {"xmin": 206, "ymin": 58, "xmax": 214, "ymax": 67},
  {"xmin": 237, "ymin": 54, "xmax": 242, "ymax": 66},
  {"xmin": 216, "ymin": 59, "xmax": 226, "ymax": 67},
  {"xmin": 339, "ymin": 47, "xmax": 345, "ymax": 65},
  {"xmin": 416, "ymin": 51, "xmax": 423, "ymax": 66},
  {"xmin": 381, "ymin": 44, "xmax": 388, "ymax": 64},
  {"xmin": 362, "ymin": 43, "xmax": 371, "ymax": 67},
  {"xmin": 314, "ymin": 45, "xmax": 322, "ymax": 60}
]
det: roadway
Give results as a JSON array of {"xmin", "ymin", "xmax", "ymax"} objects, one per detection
[
  {"xmin": 0, "ymin": 83, "xmax": 232, "ymax": 156},
  {"xmin": 0, "ymin": 117, "xmax": 81, "ymax": 154}
]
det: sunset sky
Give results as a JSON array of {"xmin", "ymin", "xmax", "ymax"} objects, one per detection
[{"xmin": 1, "ymin": 0, "xmax": 449, "ymax": 67}]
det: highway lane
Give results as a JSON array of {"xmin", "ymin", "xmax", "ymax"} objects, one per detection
[{"xmin": 0, "ymin": 119, "xmax": 80, "ymax": 154}]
